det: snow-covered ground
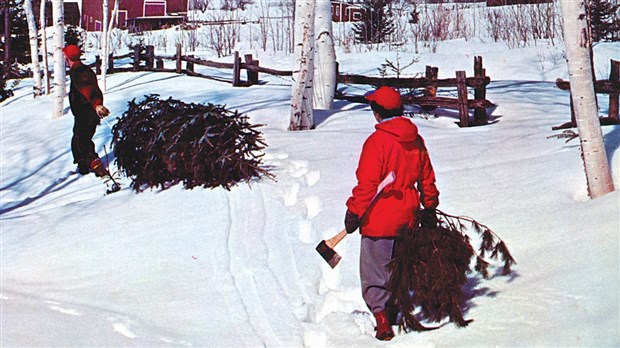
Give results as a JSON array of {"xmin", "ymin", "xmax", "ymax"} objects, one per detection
[{"xmin": 1, "ymin": 39, "xmax": 619, "ymax": 346}]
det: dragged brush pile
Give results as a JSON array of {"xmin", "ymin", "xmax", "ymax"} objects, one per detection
[
  {"xmin": 388, "ymin": 209, "xmax": 516, "ymax": 331},
  {"xmin": 112, "ymin": 94, "xmax": 271, "ymax": 192}
]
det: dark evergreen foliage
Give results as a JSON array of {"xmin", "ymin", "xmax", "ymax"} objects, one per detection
[
  {"xmin": 589, "ymin": 0, "xmax": 620, "ymax": 42},
  {"xmin": 65, "ymin": 25, "xmax": 85, "ymax": 48},
  {"xmin": 388, "ymin": 209, "xmax": 516, "ymax": 332},
  {"xmin": 0, "ymin": 62, "xmax": 15, "ymax": 102},
  {"xmin": 352, "ymin": 0, "xmax": 395, "ymax": 44},
  {"xmin": 111, "ymin": 94, "xmax": 272, "ymax": 192},
  {"xmin": 1, "ymin": 0, "xmax": 30, "ymax": 65}
]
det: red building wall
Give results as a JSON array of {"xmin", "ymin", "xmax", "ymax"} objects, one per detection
[{"xmin": 81, "ymin": 0, "xmax": 188, "ymax": 31}]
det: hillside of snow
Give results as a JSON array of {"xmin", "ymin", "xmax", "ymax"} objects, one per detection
[{"xmin": 1, "ymin": 38, "xmax": 619, "ymax": 346}]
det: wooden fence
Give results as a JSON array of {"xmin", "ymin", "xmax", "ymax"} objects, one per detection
[
  {"xmin": 92, "ymin": 44, "xmax": 290, "ymax": 87},
  {"xmin": 554, "ymin": 59, "xmax": 620, "ymax": 130},
  {"xmin": 93, "ymin": 45, "xmax": 493, "ymax": 127},
  {"xmin": 337, "ymin": 56, "xmax": 493, "ymax": 127}
]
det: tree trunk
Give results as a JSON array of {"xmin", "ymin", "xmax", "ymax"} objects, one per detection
[
  {"xmin": 52, "ymin": 0, "xmax": 65, "ymax": 119},
  {"xmin": 24, "ymin": 0, "xmax": 42, "ymax": 96},
  {"xmin": 313, "ymin": 0, "xmax": 336, "ymax": 110},
  {"xmin": 40, "ymin": 0, "xmax": 51, "ymax": 94},
  {"xmin": 289, "ymin": 0, "xmax": 315, "ymax": 130},
  {"xmin": 101, "ymin": 0, "xmax": 109, "ymax": 92},
  {"xmin": 560, "ymin": 0, "xmax": 615, "ymax": 198},
  {"xmin": 4, "ymin": 1, "xmax": 10, "ymax": 67}
]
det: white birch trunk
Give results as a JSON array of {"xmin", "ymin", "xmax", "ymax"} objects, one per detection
[
  {"xmin": 52, "ymin": 0, "xmax": 65, "ymax": 119},
  {"xmin": 101, "ymin": 0, "xmax": 109, "ymax": 92},
  {"xmin": 40, "ymin": 0, "xmax": 50, "ymax": 95},
  {"xmin": 289, "ymin": 0, "xmax": 315, "ymax": 130},
  {"xmin": 313, "ymin": 0, "xmax": 336, "ymax": 110},
  {"xmin": 24, "ymin": 0, "xmax": 42, "ymax": 96},
  {"xmin": 559, "ymin": 0, "xmax": 615, "ymax": 198}
]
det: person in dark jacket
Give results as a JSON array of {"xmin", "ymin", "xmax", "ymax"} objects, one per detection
[
  {"xmin": 344, "ymin": 86, "xmax": 440, "ymax": 341},
  {"xmin": 62, "ymin": 44, "xmax": 110, "ymax": 177}
]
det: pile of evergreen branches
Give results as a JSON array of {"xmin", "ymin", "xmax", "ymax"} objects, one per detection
[
  {"xmin": 111, "ymin": 94, "xmax": 271, "ymax": 191},
  {"xmin": 388, "ymin": 209, "xmax": 516, "ymax": 332}
]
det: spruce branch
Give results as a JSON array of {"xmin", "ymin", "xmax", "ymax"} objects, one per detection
[{"xmin": 388, "ymin": 209, "xmax": 516, "ymax": 333}]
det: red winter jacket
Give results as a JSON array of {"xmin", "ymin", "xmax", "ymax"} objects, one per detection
[
  {"xmin": 346, "ymin": 116, "xmax": 439, "ymax": 238},
  {"xmin": 68, "ymin": 62, "xmax": 103, "ymax": 115}
]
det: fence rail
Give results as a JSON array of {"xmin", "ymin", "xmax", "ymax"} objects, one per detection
[
  {"xmin": 553, "ymin": 59, "xmax": 620, "ymax": 130},
  {"xmin": 94, "ymin": 45, "xmax": 493, "ymax": 127}
]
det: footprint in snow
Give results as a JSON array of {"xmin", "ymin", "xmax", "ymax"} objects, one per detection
[
  {"xmin": 304, "ymin": 195, "xmax": 322, "ymax": 219},
  {"xmin": 298, "ymin": 219, "xmax": 314, "ymax": 244},
  {"xmin": 289, "ymin": 160, "xmax": 309, "ymax": 178},
  {"xmin": 305, "ymin": 170, "xmax": 320, "ymax": 187},
  {"xmin": 284, "ymin": 182, "xmax": 300, "ymax": 206},
  {"xmin": 45, "ymin": 300, "xmax": 82, "ymax": 316},
  {"xmin": 107, "ymin": 315, "xmax": 139, "ymax": 339},
  {"xmin": 113, "ymin": 322, "xmax": 138, "ymax": 339}
]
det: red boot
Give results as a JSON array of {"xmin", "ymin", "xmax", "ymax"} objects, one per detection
[
  {"xmin": 374, "ymin": 311, "xmax": 395, "ymax": 341},
  {"xmin": 90, "ymin": 158, "xmax": 108, "ymax": 177}
]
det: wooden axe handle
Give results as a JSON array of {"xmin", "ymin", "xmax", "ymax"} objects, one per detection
[{"xmin": 325, "ymin": 229, "xmax": 348, "ymax": 249}]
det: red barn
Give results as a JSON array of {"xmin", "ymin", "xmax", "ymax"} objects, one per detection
[
  {"xmin": 81, "ymin": 0, "xmax": 189, "ymax": 32},
  {"xmin": 331, "ymin": 1, "xmax": 364, "ymax": 22}
]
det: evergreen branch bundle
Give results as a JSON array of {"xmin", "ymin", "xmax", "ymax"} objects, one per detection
[
  {"xmin": 387, "ymin": 209, "xmax": 516, "ymax": 332},
  {"xmin": 111, "ymin": 94, "xmax": 272, "ymax": 192}
]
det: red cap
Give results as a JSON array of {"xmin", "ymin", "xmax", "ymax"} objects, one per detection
[
  {"xmin": 62, "ymin": 45, "xmax": 82, "ymax": 60},
  {"xmin": 365, "ymin": 86, "xmax": 402, "ymax": 110}
]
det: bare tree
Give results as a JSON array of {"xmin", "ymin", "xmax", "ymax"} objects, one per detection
[
  {"xmin": 40, "ymin": 0, "xmax": 50, "ymax": 94},
  {"xmin": 313, "ymin": 0, "xmax": 336, "ymax": 110},
  {"xmin": 559, "ymin": 0, "xmax": 614, "ymax": 198},
  {"xmin": 24, "ymin": 0, "xmax": 42, "ymax": 96},
  {"xmin": 289, "ymin": 0, "xmax": 315, "ymax": 130},
  {"xmin": 101, "ymin": 0, "xmax": 119, "ymax": 92},
  {"xmin": 52, "ymin": 0, "xmax": 65, "ymax": 119}
]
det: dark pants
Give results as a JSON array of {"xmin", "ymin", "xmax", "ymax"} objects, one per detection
[
  {"xmin": 71, "ymin": 110, "xmax": 100, "ymax": 168},
  {"xmin": 360, "ymin": 236, "xmax": 395, "ymax": 314}
]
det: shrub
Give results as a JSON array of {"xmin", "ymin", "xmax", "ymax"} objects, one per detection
[{"xmin": 111, "ymin": 94, "xmax": 272, "ymax": 192}]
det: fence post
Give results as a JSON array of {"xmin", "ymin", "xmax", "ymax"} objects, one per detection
[
  {"xmin": 335, "ymin": 61, "xmax": 340, "ymax": 96},
  {"xmin": 133, "ymin": 47, "xmax": 141, "ymax": 72},
  {"xmin": 156, "ymin": 59, "xmax": 164, "ymax": 70},
  {"xmin": 95, "ymin": 55, "xmax": 101, "ymax": 75},
  {"xmin": 232, "ymin": 51, "xmax": 241, "ymax": 87},
  {"xmin": 187, "ymin": 55, "xmax": 195, "ymax": 74},
  {"xmin": 108, "ymin": 53, "xmax": 114, "ymax": 74},
  {"xmin": 473, "ymin": 56, "xmax": 487, "ymax": 125},
  {"xmin": 145, "ymin": 45, "xmax": 155, "ymax": 70},
  {"xmin": 423, "ymin": 66, "xmax": 439, "ymax": 111},
  {"xmin": 176, "ymin": 44, "xmax": 182, "ymax": 74},
  {"xmin": 456, "ymin": 71, "xmax": 469, "ymax": 127},
  {"xmin": 245, "ymin": 54, "xmax": 259, "ymax": 85},
  {"xmin": 609, "ymin": 59, "xmax": 619, "ymax": 120}
]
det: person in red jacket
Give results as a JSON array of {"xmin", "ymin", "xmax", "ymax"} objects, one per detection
[
  {"xmin": 344, "ymin": 86, "xmax": 440, "ymax": 341},
  {"xmin": 62, "ymin": 44, "xmax": 110, "ymax": 177}
]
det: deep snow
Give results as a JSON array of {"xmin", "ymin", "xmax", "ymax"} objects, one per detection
[{"xmin": 1, "ymin": 38, "xmax": 619, "ymax": 347}]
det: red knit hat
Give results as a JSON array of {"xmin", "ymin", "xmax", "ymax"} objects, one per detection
[
  {"xmin": 62, "ymin": 45, "xmax": 82, "ymax": 60},
  {"xmin": 365, "ymin": 86, "xmax": 402, "ymax": 110}
]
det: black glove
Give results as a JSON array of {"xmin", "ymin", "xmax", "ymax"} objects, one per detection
[
  {"xmin": 420, "ymin": 208, "xmax": 438, "ymax": 228},
  {"xmin": 344, "ymin": 210, "xmax": 360, "ymax": 234}
]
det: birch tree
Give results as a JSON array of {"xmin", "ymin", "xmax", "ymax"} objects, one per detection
[
  {"xmin": 102, "ymin": 0, "xmax": 109, "ymax": 92},
  {"xmin": 289, "ymin": 0, "xmax": 315, "ymax": 130},
  {"xmin": 40, "ymin": 0, "xmax": 50, "ymax": 94},
  {"xmin": 24, "ymin": 0, "xmax": 42, "ymax": 96},
  {"xmin": 100, "ymin": 0, "xmax": 119, "ymax": 92},
  {"xmin": 313, "ymin": 0, "xmax": 336, "ymax": 110},
  {"xmin": 559, "ymin": 0, "xmax": 615, "ymax": 198},
  {"xmin": 52, "ymin": 0, "xmax": 65, "ymax": 119}
]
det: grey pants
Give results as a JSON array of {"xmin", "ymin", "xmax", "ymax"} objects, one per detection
[{"xmin": 360, "ymin": 236, "xmax": 395, "ymax": 314}]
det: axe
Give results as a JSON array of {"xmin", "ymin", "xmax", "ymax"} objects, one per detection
[{"xmin": 316, "ymin": 171, "xmax": 396, "ymax": 268}]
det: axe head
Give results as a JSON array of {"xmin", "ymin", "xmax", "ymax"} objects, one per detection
[{"xmin": 316, "ymin": 240, "xmax": 342, "ymax": 268}]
